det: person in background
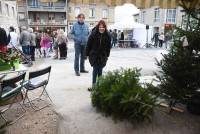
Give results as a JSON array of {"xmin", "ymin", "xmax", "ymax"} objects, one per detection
[
  {"xmin": 159, "ymin": 32, "xmax": 164, "ymax": 48},
  {"xmin": 56, "ymin": 29, "xmax": 68, "ymax": 60},
  {"xmin": 53, "ymin": 31, "xmax": 59, "ymax": 59},
  {"xmin": 7, "ymin": 26, "xmax": 18, "ymax": 54},
  {"xmin": 109, "ymin": 29, "xmax": 113, "ymax": 47},
  {"xmin": 49, "ymin": 32, "xmax": 54, "ymax": 53},
  {"xmin": 112, "ymin": 29, "xmax": 117, "ymax": 47},
  {"xmin": 117, "ymin": 30, "xmax": 121, "ymax": 47},
  {"xmin": 40, "ymin": 32, "xmax": 51, "ymax": 58},
  {"xmin": 70, "ymin": 13, "xmax": 89, "ymax": 76},
  {"xmin": 35, "ymin": 32, "xmax": 42, "ymax": 58},
  {"xmin": 152, "ymin": 32, "xmax": 159, "ymax": 48},
  {"xmin": 120, "ymin": 31, "xmax": 124, "ymax": 48},
  {"xmin": 19, "ymin": 26, "xmax": 31, "ymax": 55},
  {"xmin": 28, "ymin": 28, "xmax": 36, "ymax": 61},
  {"xmin": 0, "ymin": 27, "xmax": 8, "ymax": 53},
  {"xmin": 164, "ymin": 32, "xmax": 172, "ymax": 49},
  {"xmin": 86, "ymin": 20, "xmax": 111, "ymax": 91}
]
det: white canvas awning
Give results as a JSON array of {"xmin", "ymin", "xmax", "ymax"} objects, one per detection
[{"xmin": 108, "ymin": 19, "xmax": 147, "ymax": 30}]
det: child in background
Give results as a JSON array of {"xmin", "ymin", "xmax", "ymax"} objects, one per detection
[{"xmin": 40, "ymin": 33, "xmax": 51, "ymax": 58}]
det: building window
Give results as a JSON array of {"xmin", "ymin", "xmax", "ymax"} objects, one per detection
[
  {"xmin": 48, "ymin": 2, "xmax": 53, "ymax": 7},
  {"xmin": 166, "ymin": 9, "xmax": 176, "ymax": 24},
  {"xmin": 90, "ymin": 23, "xmax": 94, "ymax": 27},
  {"xmin": 12, "ymin": 7, "xmax": 15, "ymax": 17},
  {"xmin": 18, "ymin": 12, "xmax": 25, "ymax": 20},
  {"xmin": 154, "ymin": 8, "xmax": 160, "ymax": 22},
  {"xmin": 69, "ymin": 22, "xmax": 73, "ymax": 30},
  {"xmin": 75, "ymin": 7, "xmax": 80, "ymax": 18},
  {"xmin": 32, "ymin": 0, "xmax": 38, "ymax": 7},
  {"xmin": 5, "ymin": 4, "xmax": 9, "ymax": 16},
  {"xmin": 48, "ymin": 13, "xmax": 55, "ymax": 21},
  {"xmin": 89, "ymin": 8, "xmax": 95, "ymax": 18},
  {"xmin": 68, "ymin": 7, "xmax": 72, "ymax": 13},
  {"xmin": 102, "ymin": 9, "xmax": 108, "ymax": 19},
  {"xmin": 0, "ymin": 1, "xmax": 2, "ymax": 15},
  {"xmin": 141, "ymin": 11, "xmax": 146, "ymax": 23}
]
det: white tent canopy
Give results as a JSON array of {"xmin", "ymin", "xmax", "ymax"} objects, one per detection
[
  {"xmin": 108, "ymin": 19, "xmax": 146, "ymax": 30},
  {"xmin": 108, "ymin": 19, "xmax": 154, "ymax": 47}
]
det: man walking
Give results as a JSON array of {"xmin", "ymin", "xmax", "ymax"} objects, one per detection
[
  {"xmin": 70, "ymin": 13, "xmax": 89, "ymax": 76},
  {"xmin": 19, "ymin": 26, "xmax": 31, "ymax": 55}
]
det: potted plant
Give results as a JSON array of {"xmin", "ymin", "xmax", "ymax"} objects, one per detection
[{"xmin": 0, "ymin": 52, "xmax": 20, "ymax": 71}]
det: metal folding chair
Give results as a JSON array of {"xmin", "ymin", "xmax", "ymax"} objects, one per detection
[
  {"xmin": 0, "ymin": 72, "xmax": 27, "ymax": 125},
  {"xmin": 23, "ymin": 66, "xmax": 52, "ymax": 111}
]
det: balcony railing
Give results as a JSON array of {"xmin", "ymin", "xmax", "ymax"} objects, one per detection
[
  {"xmin": 28, "ymin": 20, "xmax": 67, "ymax": 26},
  {"xmin": 28, "ymin": 5, "xmax": 66, "ymax": 12}
]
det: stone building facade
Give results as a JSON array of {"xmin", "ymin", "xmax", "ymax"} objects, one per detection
[
  {"xmin": 0, "ymin": 0, "xmax": 18, "ymax": 33},
  {"xmin": 68, "ymin": 2, "xmax": 115, "ymax": 32}
]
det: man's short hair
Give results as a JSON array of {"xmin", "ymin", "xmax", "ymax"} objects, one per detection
[
  {"xmin": 10, "ymin": 26, "xmax": 15, "ymax": 32},
  {"xmin": 77, "ymin": 13, "xmax": 85, "ymax": 19},
  {"xmin": 21, "ymin": 26, "xmax": 26, "ymax": 30}
]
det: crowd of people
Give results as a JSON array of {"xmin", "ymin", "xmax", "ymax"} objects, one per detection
[
  {"xmin": 108, "ymin": 29, "xmax": 172, "ymax": 49},
  {"xmin": 0, "ymin": 26, "xmax": 68, "ymax": 61},
  {"xmin": 108, "ymin": 29, "xmax": 125, "ymax": 48}
]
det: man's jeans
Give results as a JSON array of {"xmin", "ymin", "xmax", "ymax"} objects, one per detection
[
  {"xmin": 22, "ymin": 46, "xmax": 30, "ymax": 55},
  {"xmin": 74, "ymin": 44, "xmax": 86, "ymax": 72},
  {"xmin": 92, "ymin": 66, "xmax": 103, "ymax": 84}
]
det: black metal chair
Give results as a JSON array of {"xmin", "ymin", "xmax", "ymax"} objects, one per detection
[
  {"xmin": 23, "ymin": 66, "xmax": 52, "ymax": 111},
  {"xmin": 0, "ymin": 72, "xmax": 27, "ymax": 125}
]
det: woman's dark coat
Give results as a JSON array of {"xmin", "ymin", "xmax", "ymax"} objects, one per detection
[{"xmin": 86, "ymin": 27, "xmax": 111, "ymax": 67}]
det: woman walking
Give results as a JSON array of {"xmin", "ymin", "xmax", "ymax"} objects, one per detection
[
  {"xmin": 40, "ymin": 33, "xmax": 51, "ymax": 58},
  {"xmin": 56, "ymin": 29, "xmax": 68, "ymax": 60},
  {"xmin": 86, "ymin": 20, "xmax": 111, "ymax": 90}
]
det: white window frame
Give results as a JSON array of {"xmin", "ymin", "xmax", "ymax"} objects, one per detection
[
  {"xmin": 0, "ymin": 1, "xmax": 2, "ymax": 15},
  {"xmin": 102, "ymin": 9, "xmax": 108, "ymax": 19},
  {"xmin": 89, "ymin": 8, "xmax": 95, "ymax": 18},
  {"xmin": 18, "ymin": 12, "xmax": 25, "ymax": 20},
  {"xmin": 68, "ymin": 7, "xmax": 72, "ymax": 13},
  {"xmin": 12, "ymin": 7, "xmax": 15, "ymax": 17},
  {"xmin": 75, "ymin": 7, "xmax": 80, "ymax": 18},
  {"xmin": 154, "ymin": 8, "xmax": 160, "ymax": 22},
  {"xmin": 166, "ymin": 9, "xmax": 176, "ymax": 24},
  {"xmin": 5, "ymin": 3, "xmax": 9, "ymax": 16},
  {"xmin": 47, "ymin": 1, "xmax": 53, "ymax": 7},
  {"xmin": 32, "ymin": 0, "xmax": 38, "ymax": 7}
]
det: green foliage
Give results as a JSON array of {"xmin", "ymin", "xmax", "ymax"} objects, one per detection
[
  {"xmin": 0, "ymin": 52, "xmax": 19, "ymax": 63},
  {"xmin": 91, "ymin": 68, "xmax": 159, "ymax": 123},
  {"xmin": 155, "ymin": 6, "xmax": 200, "ymax": 104},
  {"xmin": 0, "ymin": 52, "xmax": 20, "ymax": 69}
]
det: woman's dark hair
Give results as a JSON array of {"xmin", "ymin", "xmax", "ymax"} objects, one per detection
[
  {"xmin": 96, "ymin": 20, "xmax": 107, "ymax": 30},
  {"xmin": 10, "ymin": 26, "xmax": 15, "ymax": 32}
]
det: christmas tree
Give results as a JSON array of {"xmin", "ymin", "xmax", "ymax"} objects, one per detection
[{"xmin": 155, "ymin": 0, "xmax": 200, "ymax": 107}]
